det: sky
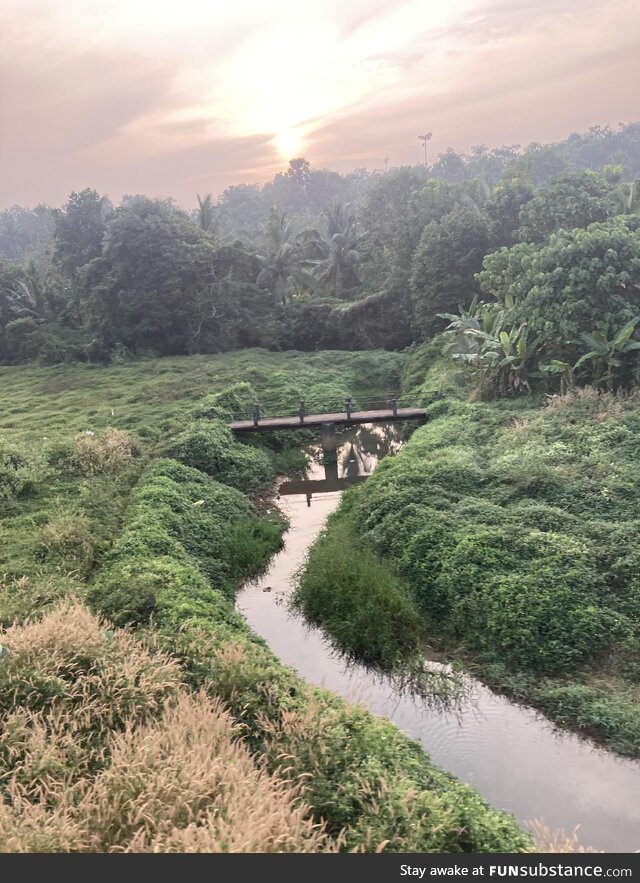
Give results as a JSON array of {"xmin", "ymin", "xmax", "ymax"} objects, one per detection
[{"xmin": 1, "ymin": 0, "xmax": 639, "ymax": 209}]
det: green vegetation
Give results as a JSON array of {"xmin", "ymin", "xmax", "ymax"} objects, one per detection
[
  {"xmin": 294, "ymin": 519, "xmax": 423, "ymax": 668},
  {"xmin": 299, "ymin": 382, "xmax": 640, "ymax": 757},
  {"xmin": 0, "ymin": 351, "xmax": 531, "ymax": 852},
  {"xmin": 86, "ymin": 454, "xmax": 528, "ymax": 852}
]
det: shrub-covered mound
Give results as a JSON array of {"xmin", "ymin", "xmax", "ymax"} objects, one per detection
[
  {"xmin": 167, "ymin": 420, "xmax": 274, "ymax": 495},
  {"xmin": 299, "ymin": 389, "xmax": 640, "ymax": 757}
]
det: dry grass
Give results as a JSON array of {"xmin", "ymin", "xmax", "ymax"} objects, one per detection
[
  {"xmin": 85, "ymin": 691, "xmax": 332, "ymax": 853},
  {"xmin": 527, "ymin": 821, "xmax": 601, "ymax": 853},
  {"xmin": 546, "ymin": 386, "xmax": 640, "ymax": 418},
  {"xmin": 37, "ymin": 512, "xmax": 97, "ymax": 571},
  {"xmin": 73, "ymin": 428, "xmax": 135, "ymax": 477},
  {"xmin": 0, "ymin": 603, "xmax": 333, "ymax": 853},
  {"xmin": 0, "ymin": 601, "xmax": 182, "ymax": 786}
]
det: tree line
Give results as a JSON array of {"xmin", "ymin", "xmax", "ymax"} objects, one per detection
[{"xmin": 0, "ymin": 122, "xmax": 639, "ymax": 377}]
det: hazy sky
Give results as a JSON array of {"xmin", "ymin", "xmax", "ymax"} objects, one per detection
[{"xmin": 1, "ymin": 0, "xmax": 638, "ymax": 208}]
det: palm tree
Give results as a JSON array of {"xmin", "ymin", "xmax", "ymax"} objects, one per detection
[
  {"xmin": 313, "ymin": 202, "xmax": 366, "ymax": 296},
  {"xmin": 256, "ymin": 207, "xmax": 315, "ymax": 305},
  {"xmin": 196, "ymin": 194, "xmax": 217, "ymax": 232},
  {"xmin": 418, "ymin": 133, "xmax": 433, "ymax": 167}
]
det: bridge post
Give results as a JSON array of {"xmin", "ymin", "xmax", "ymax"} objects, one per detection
[
  {"xmin": 253, "ymin": 403, "xmax": 261, "ymax": 427},
  {"xmin": 321, "ymin": 422, "xmax": 338, "ymax": 482},
  {"xmin": 299, "ymin": 400, "xmax": 305, "ymax": 424},
  {"xmin": 390, "ymin": 398, "xmax": 398, "ymax": 418},
  {"xmin": 345, "ymin": 397, "xmax": 352, "ymax": 420}
]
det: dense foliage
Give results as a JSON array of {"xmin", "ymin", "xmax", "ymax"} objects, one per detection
[{"xmin": 1, "ymin": 123, "xmax": 639, "ymax": 366}]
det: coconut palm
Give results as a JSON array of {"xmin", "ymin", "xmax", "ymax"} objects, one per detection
[
  {"xmin": 313, "ymin": 202, "xmax": 366, "ymax": 296},
  {"xmin": 256, "ymin": 208, "xmax": 318, "ymax": 305},
  {"xmin": 196, "ymin": 194, "xmax": 217, "ymax": 232}
]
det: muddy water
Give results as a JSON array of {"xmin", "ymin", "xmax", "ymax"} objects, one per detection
[{"xmin": 237, "ymin": 423, "xmax": 640, "ymax": 853}]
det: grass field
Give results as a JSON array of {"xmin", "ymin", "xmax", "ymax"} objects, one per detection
[{"xmin": 0, "ymin": 348, "xmax": 402, "ymax": 611}]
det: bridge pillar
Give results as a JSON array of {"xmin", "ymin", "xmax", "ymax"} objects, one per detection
[
  {"xmin": 320, "ymin": 422, "xmax": 339, "ymax": 482},
  {"xmin": 320, "ymin": 421, "xmax": 337, "ymax": 454}
]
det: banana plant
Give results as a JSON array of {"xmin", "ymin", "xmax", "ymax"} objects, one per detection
[
  {"xmin": 574, "ymin": 318, "xmax": 640, "ymax": 389},
  {"xmin": 538, "ymin": 359, "xmax": 574, "ymax": 394},
  {"xmin": 439, "ymin": 300, "xmax": 537, "ymax": 395},
  {"xmin": 438, "ymin": 297, "xmax": 505, "ymax": 357}
]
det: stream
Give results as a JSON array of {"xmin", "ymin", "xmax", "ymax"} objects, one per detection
[{"xmin": 236, "ymin": 423, "xmax": 640, "ymax": 853}]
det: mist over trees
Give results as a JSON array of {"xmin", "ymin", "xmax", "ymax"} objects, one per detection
[{"xmin": 0, "ymin": 122, "xmax": 639, "ymax": 371}]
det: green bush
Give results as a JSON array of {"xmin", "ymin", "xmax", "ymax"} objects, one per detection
[
  {"xmin": 0, "ymin": 438, "xmax": 50, "ymax": 504},
  {"xmin": 191, "ymin": 382, "xmax": 256, "ymax": 420},
  {"xmin": 168, "ymin": 421, "xmax": 274, "ymax": 494},
  {"xmin": 88, "ymin": 556, "xmax": 208, "ymax": 627},
  {"xmin": 532, "ymin": 683, "xmax": 640, "ymax": 758}
]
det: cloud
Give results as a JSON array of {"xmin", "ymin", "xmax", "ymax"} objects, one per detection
[
  {"xmin": 0, "ymin": 0, "xmax": 638, "ymax": 207},
  {"xmin": 303, "ymin": 0, "xmax": 640, "ymax": 168}
]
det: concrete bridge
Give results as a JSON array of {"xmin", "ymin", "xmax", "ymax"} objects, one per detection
[{"xmin": 229, "ymin": 399, "xmax": 427, "ymax": 433}]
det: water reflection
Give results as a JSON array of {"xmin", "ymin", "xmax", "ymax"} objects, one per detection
[{"xmin": 278, "ymin": 421, "xmax": 405, "ymax": 505}]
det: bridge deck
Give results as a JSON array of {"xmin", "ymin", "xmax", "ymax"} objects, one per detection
[{"xmin": 230, "ymin": 407, "xmax": 427, "ymax": 432}]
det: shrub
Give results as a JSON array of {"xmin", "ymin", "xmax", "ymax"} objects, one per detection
[
  {"xmin": 532, "ymin": 684, "xmax": 640, "ymax": 758},
  {"xmin": 0, "ymin": 438, "xmax": 50, "ymax": 503},
  {"xmin": 72, "ymin": 428, "xmax": 136, "ymax": 477},
  {"xmin": 88, "ymin": 556, "xmax": 206, "ymax": 627},
  {"xmin": 36, "ymin": 512, "xmax": 98, "ymax": 574},
  {"xmin": 191, "ymin": 382, "xmax": 257, "ymax": 421}
]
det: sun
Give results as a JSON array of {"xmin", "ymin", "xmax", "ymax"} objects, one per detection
[{"xmin": 273, "ymin": 128, "xmax": 305, "ymax": 160}]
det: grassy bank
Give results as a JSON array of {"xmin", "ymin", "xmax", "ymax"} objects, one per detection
[
  {"xmin": 296, "ymin": 381, "xmax": 640, "ymax": 758},
  {"xmin": 0, "ymin": 349, "xmax": 531, "ymax": 852}
]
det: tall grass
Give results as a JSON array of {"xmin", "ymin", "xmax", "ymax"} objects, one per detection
[
  {"xmin": 293, "ymin": 520, "xmax": 423, "ymax": 669},
  {"xmin": 0, "ymin": 603, "xmax": 331, "ymax": 853}
]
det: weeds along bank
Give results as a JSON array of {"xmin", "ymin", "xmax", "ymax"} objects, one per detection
[
  {"xmin": 296, "ymin": 375, "xmax": 640, "ymax": 758},
  {"xmin": 0, "ymin": 350, "xmax": 529, "ymax": 853}
]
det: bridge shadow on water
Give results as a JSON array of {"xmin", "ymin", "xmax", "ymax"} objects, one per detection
[{"xmin": 277, "ymin": 420, "xmax": 406, "ymax": 507}]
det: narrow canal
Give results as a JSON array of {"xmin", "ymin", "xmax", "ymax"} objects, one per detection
[{"xmin": 236, "ymin": 423, "xmax": 640, "ymax": 853}]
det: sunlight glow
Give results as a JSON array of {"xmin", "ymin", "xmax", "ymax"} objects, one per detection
[{"xmin": 273, "ymin": 128, "xmax": 305, "ymax": 160}]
